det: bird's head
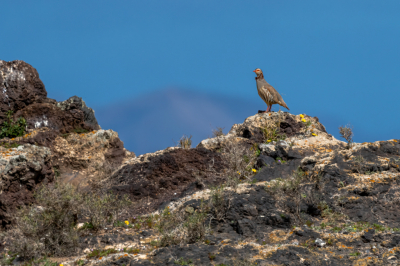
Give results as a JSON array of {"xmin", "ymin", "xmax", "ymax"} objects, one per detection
[{"xmin": 253, "ymin": 68, "xmax": 263, "ymax": 77}]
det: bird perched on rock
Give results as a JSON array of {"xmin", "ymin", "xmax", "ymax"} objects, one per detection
[{"xmin": 253, "ymin": 68, "xmax": 289, "ymax": 112}]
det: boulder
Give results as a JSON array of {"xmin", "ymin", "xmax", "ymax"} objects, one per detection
[{"xmin": 0, "ymin": 144, "xmax": 54, "ymax": 228}]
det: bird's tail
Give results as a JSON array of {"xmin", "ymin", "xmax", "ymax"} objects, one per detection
[{"xmin": 280, "ymin": 102, "xmax": 290, "ymax": 110}]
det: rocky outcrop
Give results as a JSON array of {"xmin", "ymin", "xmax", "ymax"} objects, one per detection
[
  {"xmin": 0, "ymin": 60, "xmax": 133, "ymax": 229},
  {"xmin": 56, "ymin": 96, "xmax": 100, "ymax": 131},
  {"xmin": 51, "ymin": 129, "xmax": 135, "ymax": 186},
  {"xmin": 104, "ymin": 147, "xmax": 225, "ymax": 214},
  {"xmin": 0, "ymin": 60, "xmax": 99, "ymax": 134},
  {"xmin": 0, "ymin": 144, "xmax": 54, "ymax": 228},
  {"xmin": 197, "ymin": 111, "xmax": 331, "ymax": 151}
]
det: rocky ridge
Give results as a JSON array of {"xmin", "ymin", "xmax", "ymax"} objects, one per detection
[
  {"xmin": 1, "ymin": 60, "xmax": 400, "ymax": 266},
  {"xmin": 54, "ymin": 112, "xmax": 400, "ymax": 266}
]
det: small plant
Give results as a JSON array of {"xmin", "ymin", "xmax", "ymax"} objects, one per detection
[
  {"xmin": 156, "ymin": 204, "xmax": 209, "ymax": 247},
  {"xmin": 174, "ymin": 257, "xmax": 193, "ymax": 265},
  {"xmin": 221, "ymin": 142, "xmax": 257, "ymax": 189},
  {"xmin": 332, "ymin": 226, "xmax": 342, "ymax": 233},
  {"xmin": 208, "ymin": 253, "xmax": 216, "ymax": 261},
  {"xmin": 251, "ymin": 143, "xmax": 261, "ymax": 157},
  {"xmin": 53, "ymin": 167, "xmax": 61, "ymax": 178},
  {"xmin": 87, "ymin": 248, "xmax": 118, "ymax": 259},
  {"xmin": 209, "ymin": 185, "xmax": 226, "ymax": 221},
  {"xmin": 275, "ymin": 157, "xmax": 287, "ymax": 164},
  {"xmin": 266, "ymin": 168, "xmax": 305, "ymax": 194},
  {"xmin": 150, "ymin": 240, "xmax": 159, "ymax": 247},
  {"xmin": 349, "ymin": 251, "xmax": 361, "ymax": 256},
  {"xmin": 178, "ymin": 135, "xmax": 192, "ymax": 149},
  {"xmin": 75, "ymin": 259, "xmax": 85, "ymax": 266},
  {"xmin": 305, "ymin": 220, "xmax": 313, "ymax": 227},
  {"xmin": 1, "ymin": 252, "xmax": 17, "ymax": 265},
  {"xmin": 114, "ymin": 220, "xmax": 125, "ymax": 227},
  {"xmin": 0, "ymin": 110, "xmax": 26, "ymax": 139},
  {"xmin": 61, "ymin": 133, "xmax": 70, "ymax": 139},
  {"xmin": 212, "ymin": 127, "xmax": 225, "ymax": 137},
  {"xmin": 339, "ymin": 124, "xmax": 354, "ymax": 148},
  {"xmin": 373, "ymin": 223, "xmax": 385, "ymax": 231},
  {"xmin": 74, "ymin": 127, "xmax": 89, "ymax": 134},
  {"xmin": 135, "ymin": 223, "xmax": 142, "ymax": 230},
  {"xmin": 321, "ymin": 222, "xmax": 327, "ymax": 229},
  {"xmin": 79, "ymin": 222, "xmax": 95, "ymax": 230},
  {"xmin": 20, "ymin": 257, "xmax": 58, "ymax": 266},
  {"xmin": 0, "ymin": 142, "xmax": 20, "ymax": 148}
]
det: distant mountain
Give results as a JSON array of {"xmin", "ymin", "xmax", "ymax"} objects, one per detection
[
  {"xmin": 94, "ymin": 88, "xmax": 389, "ymax": 156},
  {"xmin": 94, "ymin": 89, "xmax": 259, "ymax": 155}
]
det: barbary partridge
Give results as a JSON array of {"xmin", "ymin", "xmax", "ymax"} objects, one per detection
[{"xmin": 253, "ymin": 68, "xmax": 289, "ymax": 112}]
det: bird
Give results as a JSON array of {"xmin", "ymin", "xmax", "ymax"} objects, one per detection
[{"xmin": 253, "ymin": 68, "xmax": 289, "ymax": 112}]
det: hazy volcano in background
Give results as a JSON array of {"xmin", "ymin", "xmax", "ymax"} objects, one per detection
[
  {"xmin": 94, "ymin": 88, "xmax": 394, "ymax": 156},
  {"xmin": 94, "ymin": 89, "xmax": 253, "ymax": 155}
]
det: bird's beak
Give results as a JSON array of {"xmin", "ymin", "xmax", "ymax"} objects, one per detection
[{"xmin": 253, "ymin": 70, "xmax": 256, "ymax": 72}]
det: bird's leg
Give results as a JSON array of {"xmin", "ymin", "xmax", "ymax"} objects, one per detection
[{"xmin": 265, "ymin": 105, "xmax": 271, "ymax": 112}]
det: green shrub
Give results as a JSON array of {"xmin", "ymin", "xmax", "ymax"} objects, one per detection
[
  {"xmin": 0, "ymin": 110, "xmax": 26, "ymax": 139},
  {"xmin": 81, "ymin": 192, "xmax": 132, "ymax": 231},
  {"xmin": 157, "ymin": 205, "xmax": 209, "ymax": 247},
  {"xmin": 3, "ymin": 181, "xmax": 132, "ymax": 259},
  {"xmin": 209, "ymin": 185, "xmax": 226, "ymax": 221},
  {"xmin": 221, "ymin": 142, "xmax": 258, "ymax": 189},
  {"xmin": 4, "ymin": 181, "xmax": 83, "ymax": 258}
]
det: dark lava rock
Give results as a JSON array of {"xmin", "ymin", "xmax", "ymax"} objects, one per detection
[
  {"xmin": 1, "ymin": 60, "xmax": 99, "ymax": 135},
  {"xmin": 110, "ymin": 147, "xmax": 226, "ymax": 214},
  {"xmin": 0, "ymin": 60, "xmax": 47, "ymax": 123},
  {"xmin": 256, "ymin": 155, "xmax": 275, "ymax": 169},
  {"xmin": 361, "ymin": 229, "xmax": 375, "ymax": 243}
]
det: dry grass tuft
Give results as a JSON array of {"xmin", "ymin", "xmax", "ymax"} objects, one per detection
[{"xmin": 178, "ymin": 135, "xmax": 192, "ymax": 149}]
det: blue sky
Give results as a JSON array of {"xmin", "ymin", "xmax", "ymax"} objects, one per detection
[{"xmin": 2, "ymin": 1, "xmax": 400, "ymax": 154}]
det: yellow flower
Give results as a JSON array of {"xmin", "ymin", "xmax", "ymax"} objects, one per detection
[
  {"xmin": 267, "ymin": 139, "xmax": 272, "ymax": 143},
  {"xmin": 252, "ymin": 169, "xmax": 257, "ymax": 173},
  {"xmin": 125, "ymin": 220, "xmax": 129, "ymax": 225},
  {"xmin": 60, "ymin": 265, "xmax": 64, "ymax": 266},
  {"xmin": 301, "ymin": 118, "xmax": 306, "ymax": 123},
  {"xmin": 300, "ymin": 114, "xmax": 304, "ymax": 118},
  {"xmin": 312, "ymin": 133, "xmax": 317, "ymax": 136},
  {"xmin": 237, "ymin": 171, "xmax": 241, "ymax": 175}
]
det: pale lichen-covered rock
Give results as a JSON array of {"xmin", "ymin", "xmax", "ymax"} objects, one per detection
[
  {"xmin": 197, "ymin": 112, "xmax": 333, "ymax": 151},
  {"xmin": 51, "ymin": 129, "xmax": 135, "ymax": 186},
  {"xmin": 0, "ymin": 144, "xmax": 54, "ymax": 228}
]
